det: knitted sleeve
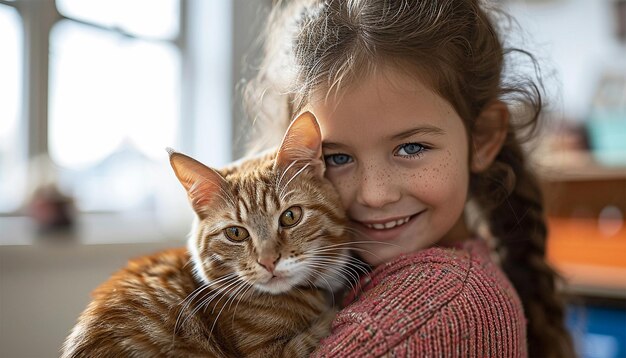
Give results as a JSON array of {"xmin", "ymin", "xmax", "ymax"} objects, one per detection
[
  {"xmin": 309, "ymin": 310, "xmax": 389, "ymax": 357},
  {"xmin": 311, "ymin": 244, "xmax": 527, "ymax": 357}
]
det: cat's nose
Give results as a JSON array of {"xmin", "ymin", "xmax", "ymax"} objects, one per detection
[{"xmin": 257, "ymin": 254, "xmax": 281, "ymax": 273}]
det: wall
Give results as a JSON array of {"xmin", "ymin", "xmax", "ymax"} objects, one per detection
[
  {"xmin": 504, "ymin": 0, "xmax": 626, "ymax": 121},
  {"xmin": 0, "ymin": 241, "xmax": 181, "ymax": 358}
]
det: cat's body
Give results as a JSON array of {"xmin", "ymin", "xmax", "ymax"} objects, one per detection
[
  {"xmin": 62, "ymin": 113, "xmax": 352, "ymax": 357},
  {"xmin": 62, "ymin": 248, "xmax": 335, "ymax": 357}
]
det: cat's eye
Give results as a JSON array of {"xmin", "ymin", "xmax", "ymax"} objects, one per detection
[
  {"xmin": 224, "ymin": 226, "xmax": 250, "ymax": 242},
  {"xmin": 279, "ymin": 206, "xmax": 303, "ymax": 227}
]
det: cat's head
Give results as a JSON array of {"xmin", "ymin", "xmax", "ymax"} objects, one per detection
[{"xmin": 169, "ymin": 112, "xmax": 349, "ymax": 294}]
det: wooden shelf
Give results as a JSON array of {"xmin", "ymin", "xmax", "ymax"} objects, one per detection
[
  {"xmin": 535, "ymin": 150, "xmax": 626, "ymax": 182},
  {"xmin": 547, "ymin": 217, "xmax": 626, "ymax": 298}
]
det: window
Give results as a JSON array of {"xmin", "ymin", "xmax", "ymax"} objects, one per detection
[
  {"xmin": 49, "ymin": 21, "xmax": 181, "ymax": 211},
  {"xmin": 0, "ymin": 0, "xmax": 235, "ymax": 241},
  {"xmin": 0, "ymin": 5, "xmax": 24, "ymax": 212}
]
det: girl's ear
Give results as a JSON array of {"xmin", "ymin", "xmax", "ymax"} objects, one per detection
[
  {"xmin": 168, "ymin": 149, "xmax": 228, "ymax": 218},
  {"xmin": 471, "ymin": 101, "xmax": 509, "ymax": 173},
  {"xmin": 274, "ymin": 111, "xmax": 324, "ymax": 177}
]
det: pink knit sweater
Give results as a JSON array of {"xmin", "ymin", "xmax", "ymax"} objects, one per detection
[{"xmin": 312, "ymin": 239, "xmax": 527, "ymax": 357}]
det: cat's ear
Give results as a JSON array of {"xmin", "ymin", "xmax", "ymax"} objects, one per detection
[
  {"xmin": 274, "ymin": 111, "xmax": 324, "ymax": 178},
  {"xmin": 168, "ymin": 148, "xmax": 228, "ymax": 218}
]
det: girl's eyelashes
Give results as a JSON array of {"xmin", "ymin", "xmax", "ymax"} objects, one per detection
[
  {"xmin": 395, "ymin": 143, "xmax": 428, "ymax": 158},
  {"xmin": 324, "ymin": 153, "xmax": 353, "ymax": 167},
  {"xmin": 325, "ymin": 144, "xmax": 428, "ymax": 165}
]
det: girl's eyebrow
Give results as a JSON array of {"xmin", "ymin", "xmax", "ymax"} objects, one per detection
[
  {"xmin": 391, "ymin": 126, "xmax": 446, "ymax": 141},
  {"xmin": 321, "ymin": 142, "xmax": 344, "ymax": 150},
  {"xmin": 321, "ymin": 125, "xmax": 445, "ymax": 150}
]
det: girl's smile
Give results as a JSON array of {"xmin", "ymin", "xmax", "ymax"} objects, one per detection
[
  {"xmin": 310, "ymin": 66, "xmax": 471, "ymax": 266},
  {"xmin": 352, "ymin": 211, "xmax": 425, "ymax": 242}
]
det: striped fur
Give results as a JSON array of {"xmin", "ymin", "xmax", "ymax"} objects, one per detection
[{"xmin": 62, "ymin": 113, "xmax": 352, "ymax": 357}]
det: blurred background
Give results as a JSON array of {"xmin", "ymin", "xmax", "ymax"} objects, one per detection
[{"xmin": 0, "ymin": 0, "xmax": 624, "ymax": 357}]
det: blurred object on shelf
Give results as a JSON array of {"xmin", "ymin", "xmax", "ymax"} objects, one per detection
[
  {"xmin": 24, "ymin": 154, "xmax": 76, "ymax": 235},
  {"xmin": 542, "ymin": 169, "xmax": 625, "ymax": 218},
  {"xmin": 586, "ymin": 72, "xmax": 626, "ymax": 166},
  {"xmin": 547, "ymin": 217, "xmax": 626, "ymax": 298},
  {"xmin": 27, "ymin": 184, "xmax": 75, "ymax": 234}
]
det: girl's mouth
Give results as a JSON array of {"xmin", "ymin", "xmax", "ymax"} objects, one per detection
[
  {"xmin": 351, "ymin": 212, "xmax": 423, "ymax": 242},
  {"xmin": 362, "ymin": 216, "xmax": 411, "ymax": 230}
]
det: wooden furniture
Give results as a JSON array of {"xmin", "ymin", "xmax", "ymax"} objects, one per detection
[{"xmin": 539, "ymin": 152, "xmax": 626, "ymax": 298}]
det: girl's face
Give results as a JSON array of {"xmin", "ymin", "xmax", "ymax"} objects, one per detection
[{"xmin": 310, "ymin": 67, "xmax": 471, "ymax": 266}]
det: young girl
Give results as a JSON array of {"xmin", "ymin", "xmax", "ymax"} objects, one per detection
[{"xmin": 245, "ymin": 0, "xmax": 575, "ymax": 356}]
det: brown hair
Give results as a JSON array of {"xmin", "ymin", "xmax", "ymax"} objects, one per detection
[{"xmin": 245, "ymin": 1, "xmax": 574, "ymax": 356}]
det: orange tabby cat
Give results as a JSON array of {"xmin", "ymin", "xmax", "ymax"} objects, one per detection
[{"xmin": 61, "ymin": 112, "xmax": 353, "ymax": 357}]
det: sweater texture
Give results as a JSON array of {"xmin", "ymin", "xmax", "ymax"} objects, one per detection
[{"xmin": 311, "ymin": 239, "xmax": 527, "ymax": 357}]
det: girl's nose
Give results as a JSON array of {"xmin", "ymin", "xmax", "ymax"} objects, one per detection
[{"xmin": 355, "ymin": 166, "xmax": 401, "ymax": 209}]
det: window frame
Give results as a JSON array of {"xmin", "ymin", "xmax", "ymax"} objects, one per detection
[
  {"xmin": 0, "ymin": 0, "xmax": 274, "ymax": 245},
  {"xmin": 0, "ymin": 0, "xmax": 240, "ymax": 218}
]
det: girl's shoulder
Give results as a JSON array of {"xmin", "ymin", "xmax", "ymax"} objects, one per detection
[
  {"xmin": 346, "ymin": 239, "xmax": 505, "ymax": 305},
  {"xmin": 317, "ymin": 239, "xmax": 527, "ymax": 357}
]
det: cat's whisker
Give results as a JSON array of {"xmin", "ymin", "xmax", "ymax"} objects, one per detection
[
  {"xmin": 307, "ymin": 274, "xmax": 338, "ymax": 306},
  {"xmin": 225, "ymin": 279, "xmax": 252, "ymax": 314},
  {"xmin": 175, "ymin": 273, "xmax": 239, "ymax": 336},
  {"xmin": 309, "ymin": 245, "xmax": 384, "ymax": 263},
  {"xmin": 308, "ymin": 256, "xmax": 363, "ymax": 279},
  {"xmin": 311, "ymin": 240, "xmax": 403, "ymax": 262},
  {"xmin": 182, "ymin": 257, "xmax": 194, "ymax": 270},
  {"xmin": 279, "ymin": 162, "xmax": 310, "ymax": 198},
  {"xmin": 181, "ymin": 279, "xmax": 239, "ymax": 332},
  {"xmin": 213, "ymin": 279, "xmax": 251, "ymax": 336},
  {"xmin": 202, "ymin": 277, "xmax": 243, "ymax": 315},
  {"xmin": 306, "ymin": 263, "xmax": 357, "ymax": 293},
  {"xmin": 314, "ymin": 240, "xmax": 404, "ymax": 250},
  {"xmin": 276, "ymin": 159, "xmax": 299, "ymax": 193},
  {"xmin": 306, "ymin": 253, "xmax": 369, "ymax": 277},
  {"xmin": 302, "ymin": 277, "xmax": 318, "ymax": 291},
  {"xmin": 340, "ymin": 230, "xmax": 411, "ymax": 250},
  {"xmin": 279, "ymin": 189, "xmax": 296, "ymax": 203},
  {"xmin": 306, "ymin": 260, "xmax": 360, "ymax": 292},
  {"xmin": 321, "ymin": 260, "xmax": 369, "ymax": 282},
  {"xmin": 303, "ymin": 246, "xmax": 371, "ymax": 276},
  {"xmin": 172, "ymin": 283, "xmax": 211, "ymax": 343},
  {"xmin": 231, "ymin": 283, "xmax": 256, "ymax": 326},
  {"xmin": 209, "ymin": 281, "xmax": 246, "ymax": 337},
  {"xmin": 186, "ymin": 275, "xmax": 240, "ymax": 322},
  {"xmin": 308, "ymin": 266, "xmax": 336, "ymax": 294},
  {"xmin": 179, "ymin": 273, "xmax": 236, "ymax": 309},
  {"xmin": 293, "ymin": 286, "xmax": 308, "ymax": 297},
  {"xmin": 309, "ymin": 251, "xmax": 367, "ymax": 263},
  {"xmin": 175, "ymin": 284, "xmax": 209, "ymax": 328}
]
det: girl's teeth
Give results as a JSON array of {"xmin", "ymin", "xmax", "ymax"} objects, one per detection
[{"xmin": 365, "ymin": 216, "xmax": 411, "ymax": 230}]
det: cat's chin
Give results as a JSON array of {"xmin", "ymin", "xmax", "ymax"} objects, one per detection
[{"xmin": 254, "ymin": 276, "xmax": 298, "ymax": 295}]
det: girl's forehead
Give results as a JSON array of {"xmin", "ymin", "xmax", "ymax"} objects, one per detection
[
  {"xmin": 309, "ymin": 68, "xmax": 459, "ymax": 139},
  {"xmin": 311, "ymin": 63, "xmax": 433, "ymax": 105}
]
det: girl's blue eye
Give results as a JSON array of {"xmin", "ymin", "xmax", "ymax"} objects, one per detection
[
  {"xmin": 396, "ymin": 143, "xmax": 425, "ymax": 156},
  {"xmin": 324, "ymin": 154, "xmax": 353, "ymax": 166}
]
